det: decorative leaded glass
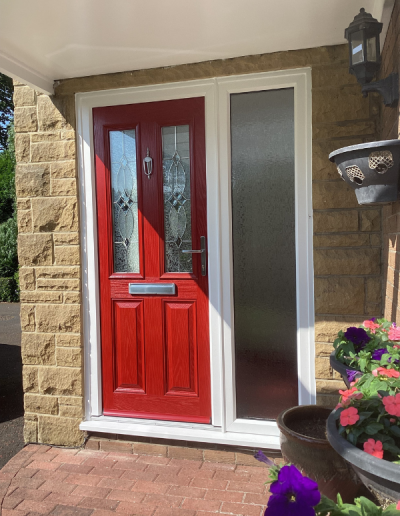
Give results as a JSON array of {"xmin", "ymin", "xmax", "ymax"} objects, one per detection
[
  {"xmin": 110, "ymin": 130, "xmax": 139, "ymax": 273},
  {"xmin": 162, "ymin": 125, "xmax": 192, "ymax": 273}
]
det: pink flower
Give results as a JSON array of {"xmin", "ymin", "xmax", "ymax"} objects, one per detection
[
  {"xmin": 340, "ymin": 407, "xmax": 360, "ymax": 427},
  {"xmin": 363, "ymin": 320, "xmax": 380, "ymax": 333},
  {"xmin": 397, "ymin": 501, "xmax": 400, "ymax": 510},
  {"xmin": 383, "ymin": 393, "xmax": 400, "ymax": 417},
  {"xmin": 389, "ymin": 327, "xmax": 400, "ymax": 341},
  {"xmin": 336, "ymin": 399, "xmax": 351, "ymax": 409},
  {"xmin": 390, "ymin": 418, "xmax": 396, "ymax": 423},
  {"xmin": 372, "ymin": 367, "xmax": 400, "ymax": 378},
  {"xmin": 339, "ymin": 387, "xmax": 363, "ymax": 406},
  {"xmin": 339, "ymin": 386, "xmax": 356, "ymax": 399},
  {"xmin": 393, "ymin": 344, "xmax": 400, "ymax": 350},
  {"xmin": 363, "ymin": 439, "xmax": 384, "ymax": 459}
]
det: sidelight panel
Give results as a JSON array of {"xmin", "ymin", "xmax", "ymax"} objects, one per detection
[{"xmin": 230, "ymin": 88, "xmax": 298, "ymax": 420}]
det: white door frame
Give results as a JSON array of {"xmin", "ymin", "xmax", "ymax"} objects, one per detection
[{"xmin": 76, "ymin": 68, "xmax": 314, "ymax": 449}]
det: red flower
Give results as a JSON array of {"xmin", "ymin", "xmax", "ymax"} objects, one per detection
[
  {"xmin": 339, "ymin": 387, "xmax": 363, "ymax": 405},
  {"xmin": 372, "ymin": 367, "xmax": 400, "ymax": 378},
  {"xmin": 363, "ymin": 320, "xmax": 380, "ymax": 333},
  {"xmin": 363, "ymin": 439, "xmax": 384, "ymax": 459},
  {"xmin": 397, "ymin": 500, "xmax": 400, "ymax": 510},
  {"xmin": 383, "ymin": 393, "xmax": 400, "ymax": 417},
  {"xmin": 340, "ymin": 407, "xmax": 359, "ymax": 427}
]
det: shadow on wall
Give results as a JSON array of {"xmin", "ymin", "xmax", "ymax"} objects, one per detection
[{"xmin": 0, "ymin": 343, "xmax": 23, "ymax": 423}]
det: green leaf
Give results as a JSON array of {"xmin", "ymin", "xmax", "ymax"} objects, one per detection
[
  {"xmin": 383, "ymin": 442, "xmax": 400, "ymax": 455},
  {"xmin": 315, "ymin": 495, "xmax": 338, "ymax": 515},
  {"xmin": 359, "ymin": 497, "xmax": 382, "ymax": 516},
  {"xmin": 390, "ymin": 425, "xmax": 400, "ymax": 437},
  {"xmin": 365, "ymin": 422, "xmax": 384, "ymax": 435},
  {"xmin": 347, "ymin": 431, "xmax": 359, "ymax": 445},
  {"xmin": 358, "ymin": 411, "xmax": 374, "ymax": 419},
  {"xmin": 267, "ymin": 465, "xmax": 280, "ymax": 482}
]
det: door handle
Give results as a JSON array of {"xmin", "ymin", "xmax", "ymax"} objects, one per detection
[{"xmin": 181, "ymin": 236, "xmax": 207, "ymax": 276}]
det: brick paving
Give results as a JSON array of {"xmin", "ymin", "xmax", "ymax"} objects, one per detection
[{"xmin": 0, "ymin": 445, "xmax": 272, "ymax": 515}]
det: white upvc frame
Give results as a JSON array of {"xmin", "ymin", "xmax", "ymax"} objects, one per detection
[
  {"xmin": 76, "ymin": 68, "xmax": 314, "ymax": 449},
  {"xmin": 218, "ymin": 70, "xmax": 315, "ymax": 436}
]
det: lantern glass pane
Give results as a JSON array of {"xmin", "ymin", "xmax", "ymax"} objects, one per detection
[
  {"xmin": 367, "ymin": 36, "xmax": 377, "ymax": 62},
  {"xmin": 351, "ymin": 30, "xmax": 364, "ymax": 64}
]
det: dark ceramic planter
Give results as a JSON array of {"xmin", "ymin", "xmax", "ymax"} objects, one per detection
[
  {"xmin": 277, "ymin": 405, "xmax": 361, "ymax": 502},
  {"xmin": 330, "ymin": 351, "xmax": 362, "ymax": 389},
  {"xmin": 329, "ymin": 140, "xmax": 400, "ymax": 205},
  {"xmin": 327, "ymin": 410, "xmax": 400, "ymax": 502}
]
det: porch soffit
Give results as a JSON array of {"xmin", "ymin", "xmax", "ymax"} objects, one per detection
[{"xmin": 0, "ymin": 0, "xmax": 394, "ymax": 94}]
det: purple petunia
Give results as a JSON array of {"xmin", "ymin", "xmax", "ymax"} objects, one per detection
[
  {"xmin": 254, "ymin": 450, "xmax": 275, "ymax": 468},
  {"xmin": 372, "ymin": 348, "xmax": 388, "ymax": 361},
  {"xmin": 265, "ymin": 464, "xmax": 320, "ymax": 516},
  {"xmin": 344, "ymin": 327, "xmax": 371, "ymax": 351},
  {"xmin": 370, "ymin": 348, "xmax": 399, "ymax": 364},
  {"xmin": 346, "ymin": 369, "xmax": 359, "ymax": 383}
]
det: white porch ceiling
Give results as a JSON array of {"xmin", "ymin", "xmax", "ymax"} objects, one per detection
[{"xmin": 0, "ymin": 0, "xmax": 394, "ymax": 94}]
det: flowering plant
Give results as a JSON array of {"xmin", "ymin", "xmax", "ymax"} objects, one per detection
[
  {"xmin": 334, "ymin": 372, "xmax": 400, "ymax": 462},
  {"xmin": 333, "ymin": 318, "xmax": 400, "ymax": 375},
  {"xmin": 255, "ymin": 451, "xmax": 400, "ymax": 515}
]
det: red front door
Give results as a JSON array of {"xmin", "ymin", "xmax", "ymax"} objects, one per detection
[{"xmin": 94, "ymin": 97, "xmax": 211, "ymax": 423}]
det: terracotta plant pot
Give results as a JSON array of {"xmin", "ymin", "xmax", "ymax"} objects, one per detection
[
  {"xmin": 277, "ymin": 405, "xmax": 361, "ymax": 502},
  {"xmin": 330, "ymin": 351, "xmax": 362, "ymax": 389},
  {"xmin": 329, "ymin": 140, "xmax": 400, "ymax": 205},
  {"xmin": 327, "ymin": 409, "xmax": 400, "ymax": 502}
]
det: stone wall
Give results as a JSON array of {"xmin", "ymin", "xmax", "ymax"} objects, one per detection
[
  {"xmin": 15, "ymin": 42, "xmax": 382, "ymax": 445},
  {"xmin": 380, "ymin": 0, "xmax": 400, "ymax": 322},
  {"xmin": 14, "ymin": 86, "xmax": 83, "ymax": 445}
]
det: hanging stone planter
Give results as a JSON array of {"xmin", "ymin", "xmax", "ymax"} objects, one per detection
[{"xmin": 329, "ymin": 140, "xmax": 400, "ymax": 205}]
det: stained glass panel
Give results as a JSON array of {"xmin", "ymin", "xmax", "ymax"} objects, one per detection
[
  {"xmin": 110, "ymin": 130, "xmax": 139, "ymax": 273},
  {"xmin": 162, "ymin": 125, "xmax": 192, "ymax": 273}
]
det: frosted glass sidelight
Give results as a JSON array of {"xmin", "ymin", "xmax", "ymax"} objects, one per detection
[
  {"xmin": 230, "ymin": 89, "xmax": 297, "ymax": 420},
  {"xmin": 110, "ymin": 130, "xmax": 140, "ymax": 273},
  {"xmin": 162, "ymin": 125, "xmax": 193, "ymax": 273}
]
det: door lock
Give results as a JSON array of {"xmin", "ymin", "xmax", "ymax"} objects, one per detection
[{"xmin": 181, "ymin": 236, "xmax": 207, "ymax": 276}]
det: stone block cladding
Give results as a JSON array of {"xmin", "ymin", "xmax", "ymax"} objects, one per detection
[
  {"xmin": 14, "ymin": 85, "xmax": 83, "ymax": 446},
  {"xmin": 15, "ymin": 41, "xmax": 383, "ymax": 446},
  {"xmin": 380, "ymin": 0, "xmax": 400, "ymax": 324}
]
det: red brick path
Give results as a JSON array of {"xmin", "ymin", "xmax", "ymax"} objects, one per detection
[{"xmin": 0, "ymin": 445, "xmax": 271, "ymax": 515}]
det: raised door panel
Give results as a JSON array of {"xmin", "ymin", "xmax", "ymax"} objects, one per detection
[
  {"xmin": 113, "ymin": 300, "xmax": 145, "ymax": 392},
  {"xmin": 164, "ymin": 301, "xmax": 198, "ymax": 396}
]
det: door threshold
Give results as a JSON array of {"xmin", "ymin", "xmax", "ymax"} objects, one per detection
[{"xmin": 80, "ymin": 416, "xmax": 280, "ymax": 449}]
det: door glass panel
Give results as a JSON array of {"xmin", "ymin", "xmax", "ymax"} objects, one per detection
[
  {"xmin": 230, "ymin": 89, "xmax": 298, "ymax": 420},
  {"xmin": 162, "ymin": 125, "xmax": 193, "ymax": 273},
  {"xmin": 109, "ymin": 130, "xmax": 140, "ymax": 273}
]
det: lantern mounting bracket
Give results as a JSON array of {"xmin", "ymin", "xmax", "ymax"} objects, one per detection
[{"xmin": 361, "ymin": 73, "xmax": 399, "ymax": 107}]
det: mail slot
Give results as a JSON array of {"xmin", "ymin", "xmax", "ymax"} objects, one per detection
[{"xmin": 129, "ymin": 283, "xmax": 176, "ymax": 295}]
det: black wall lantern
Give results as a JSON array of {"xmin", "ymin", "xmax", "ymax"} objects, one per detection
[{"xmin": 345, "ymin": 8, "xmax": 399, "ymax": 107}]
